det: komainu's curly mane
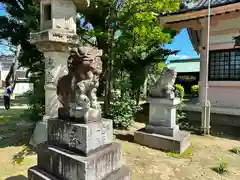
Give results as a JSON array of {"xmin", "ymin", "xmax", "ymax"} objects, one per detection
[
  {"xmin": 57, "ymin": 46, "xmax": 103, "ymax": 119},
  {"xmin": 149, "ymin": 67, "xmax": 177, "ymax": 99}
]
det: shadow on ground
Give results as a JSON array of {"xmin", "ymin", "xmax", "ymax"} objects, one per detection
[
  {"xmin": 180, "ymin": 122, "xmax": 240, "ymax": 141},
  {"xmin": 0, "ymin": 109, "xmax": 33, "ymax": 148},
  {"xmin": 5, "ymin": 175, "xmax": 27, "ymax": 180},
  {"xmin": 115, "ymin": 133, "xmax": 134, "ymax": 143}
]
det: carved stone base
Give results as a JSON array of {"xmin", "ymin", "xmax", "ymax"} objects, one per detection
[
  {"xmin": 145, "ymin": 124, "xmax": 179, "ymax": 137},
  {"xmin": 135, "ymin": 97, "xmax": 191, "ymax": 154},
  {"xmin": 134, "ymin": 128, "xmax": 190, "ymax": 154},
  {"xmin": 29, "ymin": 120, "xmax": 48, "ymax": 147},
  {"xmin": 28, "ymin": 166, "xmax": 131, "ymax": 180},
  {"xmin": 37, "ymin": 143, "xmax": 122, "ymax": 180},
  {"xmin": 28, "ymin": 166, "xmax": 58, "ymax": 180},
  {"xmin": 48, "ymin": 119, "xmax": 113, "ymax": 155},
  {"xmin": 28, "ymin": 118, "xmax": 131, "ymax": 180},
  {"xmin": 148, "ymin": 97, "xmax": 180, "ymax": 127}
]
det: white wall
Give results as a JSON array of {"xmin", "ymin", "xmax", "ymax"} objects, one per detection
[
  {"xmin": 204, "ymin": 15, "xmax": 240, "ymax": 107},
  {"xmin": 14, "ymin": 82, "xmax": 34, "ymax": 95},
  {"xmin": 0, "ymin": 56, "xmax": 32, "ymax": 95},
  {"xmin": 0, "ymin": 70, "xmax": 33, "ymax": 95},
  {"xmin": 210, "ymin": 16, "xmax": 240, "ymax": 45}
]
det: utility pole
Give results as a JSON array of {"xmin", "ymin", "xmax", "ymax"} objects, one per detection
[{"xmin": 201, "ymin": 0, "xmax": 211, "ymax": 135}]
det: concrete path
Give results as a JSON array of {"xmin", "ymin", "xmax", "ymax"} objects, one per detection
[{"xmin": 0, "ymin": 105, "xmax": 28, "ymax": 110}]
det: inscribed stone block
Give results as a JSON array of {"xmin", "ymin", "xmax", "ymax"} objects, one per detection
[
  {"xmin": 37, "ymin": 143, "xmax": 122, "ymax": 180},
  {"xmin": 48, "ymin": 118, "xmax": 113, "ymax": 155}
]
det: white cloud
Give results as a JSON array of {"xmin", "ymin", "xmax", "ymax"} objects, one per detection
[{"xmin": 167, "ymin": 54, "xmax": 192, "ymax": 60}]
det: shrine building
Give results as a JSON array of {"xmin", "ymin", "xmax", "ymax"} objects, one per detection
[{"xmin": 160, "ymin": 0, "xmax": 240, "ymax": 132}]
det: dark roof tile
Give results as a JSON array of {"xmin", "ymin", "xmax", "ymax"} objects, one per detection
[{"xmin": 163, "ymin": 0, "xmax": 239, "ymax": 16}]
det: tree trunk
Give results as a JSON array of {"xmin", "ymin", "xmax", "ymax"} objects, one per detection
[
  {"xmin": 102, "ymin": 29, "xmax": 116, "ymax": 117},
  {"xmin": 105, "ymin": 57, "xmax": 113, "ymax": 113},
  {"xmin": 95, "ymin": 36, "xmax": 110, "ymax": 117},
  {"xmin": 136, "ymin": 87, "xmax": 141, "ymax": 105},
  {"xmin": 142, "ymin": 66, "xmax": 149, "ymax": 99}
]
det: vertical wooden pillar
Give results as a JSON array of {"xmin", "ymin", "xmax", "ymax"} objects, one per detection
[{"xmin": 199, "ymin": 19, "xmax": 209, "ymax": 105}]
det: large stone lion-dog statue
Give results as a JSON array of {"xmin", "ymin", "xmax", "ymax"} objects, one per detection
[
  {"xmin": 149, "ymin": 67, "xmax": 177, "ymax": 99},
  {"xmin": 57, "ymin": 46, "xmax": 103, "ymax": 121}
]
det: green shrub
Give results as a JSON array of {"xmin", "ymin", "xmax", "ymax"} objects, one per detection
[
  {"xmin": 212, "ymin": 161, "xmax": 228, "ymax": 175},
  {"xmin": 109, "ymin": 92, "xmax": 142, "ymax": 129},
  {"xmin": 175, "ymin": 84, "xmax": 186, "ymax": 124},
  {"xmin": 167, "ymin": 145, "xmax": 194, "ymax": 159},
  {"xmin": 230, "ymin": 147, "xmax": 240, "ymax": 155},
  {"xmin": 22, "ymin": 76, "xmax": 45, "ymax": 123},
  {"xmin": 175, "ymin": 84, "xmax": 185, "ymax": 101},
  {"xmin": 12, "ymin": 145, "xmax": 35, "ymax": 165},
  {"xmin": 191, "ymin": 85, "xmax": 200, "ymax": 97}
]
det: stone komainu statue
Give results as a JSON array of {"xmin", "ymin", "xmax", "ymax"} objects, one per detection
[
  {"xmin": 57, "ymin": 46, "xmax": 103, "ymax": 121},
  {"xmin": 149, "ymin": 67, "xmax": 177, "ymax": 99}
]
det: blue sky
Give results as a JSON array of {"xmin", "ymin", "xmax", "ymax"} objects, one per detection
[
  {"xmin": 0, "ymin": 2, "xmax": 199, "ymax": 60},
  {"xmin": 0, "ymin": 3, "xmax": 5, "ymax": 16},
  {"xmin": 165, "ymin": 29, "xmax": 199, "ymax": 60}
]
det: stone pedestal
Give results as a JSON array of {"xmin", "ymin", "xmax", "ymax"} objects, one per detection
[
  {"xmin": 28, "ymin": 1, "xmax": 131, "ymax": 179},
  {"xmin": 134, "ymin": 97, "xmax": 190, "ymax": 154},
  {"xmin": 28, "ymin": 119, "xmax": 131, "ymax": 180}
]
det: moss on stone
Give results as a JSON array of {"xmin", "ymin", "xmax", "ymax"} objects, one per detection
[{"xmin": 167, "ymin": 145, "xmax": 194, "ymax": 159}]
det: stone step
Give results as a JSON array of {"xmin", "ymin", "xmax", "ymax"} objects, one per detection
[
  {"xmin": 103, "ymin": 166, "xmax": 131, "ymax": 180},
  {"xmin": 48, "ymin": 119, "xmax": 113, "ymax": 155},
  {"xmin": 28, "ymin": 166, "xmax": 59, "ymax": 180},
  {"xmin": 28, "ymin": 166, "xmax": 130, "ymax": 180},
  {"xmin": 37, "ymin": 142, "xmax": 122, "ymax": 180},
  {"xmin": 134, "ymin": 128, "xmax": 190, "ymax": 154}
]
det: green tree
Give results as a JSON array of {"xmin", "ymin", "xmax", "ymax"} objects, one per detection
[
  {"xmin": 0, "ymin": 0, "xmax": 182, "ymax": 120},
  {"xmin": 78, "ymin": 0, "xmax": 181, "ymax": 114},
  {"xmin": 114, "ymin": 46, "xmax": 178, "ymax": 103},
  {"xmin": 0, "ymin": 0, "xmax": 45, "ymax": 121}
]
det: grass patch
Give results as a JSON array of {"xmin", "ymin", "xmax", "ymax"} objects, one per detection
[
  {"xmin": 212, "ymin": 161, "xmax": 228, "ymax": 175},
  {"xmin": 0, "ymin": 109, "xmax": 25, "ymax": 123},
  {"xmin": 167, "ymin": 145, "xmax": 194, "ymax": 159},
  {"xmin": 230, "ymin": 147, "xmax": 240, "ymax": 155},
  {"xmin": 0, "ymin": 109, "xmax": 33, "ymax": 148}
]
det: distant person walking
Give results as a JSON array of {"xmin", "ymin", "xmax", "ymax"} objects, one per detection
[{"xmin": 4, "ymin": 83, "xmax": 13, "ymax": 110}]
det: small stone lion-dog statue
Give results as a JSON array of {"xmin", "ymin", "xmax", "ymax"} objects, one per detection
[
  {"xmin": 57, "ymin": 46, "xmax": 103, "ymax": 122},
  {"xmin": 149, "ymin": 67, "xmax": 177, "ymax": 99}
]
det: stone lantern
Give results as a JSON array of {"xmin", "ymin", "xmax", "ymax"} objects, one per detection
[{"xmin": 29, "ymin": 0, "xmax": 89, "ymax": 147}]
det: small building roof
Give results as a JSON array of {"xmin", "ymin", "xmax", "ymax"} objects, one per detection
[
  {"xmin": 167, "ymin": 58, "xmax": 200, "ymax": 73},
  {"xmin": 166, "ymin": 0, "xmax": 239, "ymax": 16}
]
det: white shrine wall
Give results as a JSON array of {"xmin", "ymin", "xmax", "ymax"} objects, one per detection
[{"xmin": 199, "ymin": 14, "xmax": 240, "ymax": 107}]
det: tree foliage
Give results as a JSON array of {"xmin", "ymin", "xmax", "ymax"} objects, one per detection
[
  {"xmin": 0, "ymin": 0, "xmax": 45, "ymax": 121},
  {"xmin": 78, "ymin": 0, "xmax": 181, "ymax": 113},
  {"xmin": 0, "ymin": 0, "xmax": 181, "ymax": 127}
]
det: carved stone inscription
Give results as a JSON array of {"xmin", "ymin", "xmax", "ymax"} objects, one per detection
[
  {"xmin": 48, "ymin": 119, "xmax": 113, "ymax": 155},
  {"xmin": 68, "ymin": 126, "xmax": 81, "ymax": 148},
  {"xmin": 45, "ymin": 57, "xmax": 55, "ymax": 84}
]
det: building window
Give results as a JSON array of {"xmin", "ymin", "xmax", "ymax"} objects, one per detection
[
  {"xmin": 209, "ymin": 49, "xmax": 240, "ymax": 81},
  {"xmin": 43, "ymin": 4, "xmax": 51, "ymax": 21}
]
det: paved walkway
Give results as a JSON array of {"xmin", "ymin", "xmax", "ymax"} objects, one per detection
[{"xmin": 0, "ymin": 105, "xmax": 28, "ymax": 110}]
